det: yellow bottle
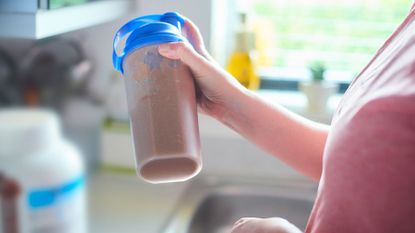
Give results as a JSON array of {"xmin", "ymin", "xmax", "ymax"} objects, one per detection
[{"xmin": 226, "ymin": 13, "xmax": 260, "ymax": 90}]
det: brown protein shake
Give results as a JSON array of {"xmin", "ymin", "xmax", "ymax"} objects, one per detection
[
  {"xmin": 123, "ymin": 45, "xmax": 201, "ymax": 183},
  {"xmin": 113, "ymin": 12, "xmax": 203, "ymax": 183}
]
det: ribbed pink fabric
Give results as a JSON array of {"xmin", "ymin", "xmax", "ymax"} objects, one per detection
[{"xmin": 305, "ymin": 4, "xmax": 415, "ymax": 233}]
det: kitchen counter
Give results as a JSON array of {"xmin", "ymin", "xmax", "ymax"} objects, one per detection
[{"xmin": 88, "ymin": 172, "xmax": 188, "ymax": 233}]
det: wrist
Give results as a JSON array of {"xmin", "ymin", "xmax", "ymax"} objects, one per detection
[{"xmin": 216, "ymin": 85, "xmax": 253, "ymax": 133}]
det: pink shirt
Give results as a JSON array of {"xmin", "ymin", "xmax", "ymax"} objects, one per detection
[{"xmin": 306, "ymin": 4, "xmax": 415, "ymax": 233}]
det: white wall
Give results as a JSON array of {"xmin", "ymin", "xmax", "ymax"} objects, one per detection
[
  {"xmin": 135, "ymin": 0, "xmax": 237, "ymax": 65},
  {"xmin": 136, "ymin": 0, "xmax": 213, "ymax": 51},
  {"xmin": 66, "ymin": 18, "xmax": 130, "ymax": 101},
  {"xmin": 0, "ymin": 1, "xmax": 229, "ymax": 101},
  {"xmin": 68, "ymin": 0, "xmax": 218, "ymax": 101}
]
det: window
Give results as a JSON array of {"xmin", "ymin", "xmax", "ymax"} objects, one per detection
[{"xmin": 236, "ymin": 0, "xmax": 413, "ymax": 87}]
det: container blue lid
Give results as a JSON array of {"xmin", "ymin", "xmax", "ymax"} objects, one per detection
[{"xmin": 112, "ymin": 12, "xmax": 187, "ymax": 74}]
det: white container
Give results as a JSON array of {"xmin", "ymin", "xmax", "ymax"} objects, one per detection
[
  {"xmin": 0, "ymin": 109, "xmax": 86, "ymax": 233},
  {"xmin": 299, "ymin": 81, "xmax": 338, "ymax": 114}
]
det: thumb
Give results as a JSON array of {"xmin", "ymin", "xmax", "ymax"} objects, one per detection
[{"xmin": 158, "ymin": 42, "xmax": 212, "ymax": 77}]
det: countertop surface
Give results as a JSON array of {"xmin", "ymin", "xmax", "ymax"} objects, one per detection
[{"xmin": 88, "ymin": 172, "xmax": 188, "ymax": 233}]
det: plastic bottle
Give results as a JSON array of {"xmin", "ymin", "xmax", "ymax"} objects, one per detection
[
  {"xmin": 0, "ymin": 109, "xmax": 86, "ymax": 233},
  {"xmin": 227, "ymin": 12, "xmax": 260, "ymax": 90},
  {"xmin": 112, "ymin": 12, "xmax": 202, "ymax": 184}
]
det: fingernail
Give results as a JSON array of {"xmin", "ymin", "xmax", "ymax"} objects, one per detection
[
  {"xmin": 158, "ymin": 43, "xmax": 180, "ymax": 59},
  {"xmin": 158, "ymin": 44, "xmax": 171, "ymax": 54}
]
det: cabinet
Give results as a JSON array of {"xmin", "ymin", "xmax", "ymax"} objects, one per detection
[{"xmin": 0, "ymin": 0, "xmax": 136, "ymax": 39}]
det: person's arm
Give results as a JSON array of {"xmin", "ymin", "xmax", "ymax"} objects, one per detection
[
  {"xmin": 220, "ymin": 87, "xmax": 329, "ymax": 181},
  {"xmin": 158, "ymin": 19, "xmax": 329, "ymax": 181}
]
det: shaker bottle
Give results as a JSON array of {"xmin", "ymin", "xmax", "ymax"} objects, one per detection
[{"xmin": 112, "ymin": 12, "xmax": 202, "ymax": 184}]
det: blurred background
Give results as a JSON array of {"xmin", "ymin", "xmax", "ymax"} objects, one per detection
[{"xmin": 0, "ymin": 0, "xmax": 413, "ymax": 232}]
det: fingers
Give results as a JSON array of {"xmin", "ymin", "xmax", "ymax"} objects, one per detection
[
  {"xmin": 180, "ymin": 16, "xmax": 213, "ymax": 61},
  {"xmin": 230, "ymin": 217, "xmax": 259, "ymax": 233},
  {"xmin": 182, "ymin": 18, "xmax": 205, "ymax": 51},
  {"xmin": 230, "ymin": 217, "xmax": 303, "ymax": 233},
  {"xmin": 158, "ymin": 42, "xmax": 213, "ymax": 78}
]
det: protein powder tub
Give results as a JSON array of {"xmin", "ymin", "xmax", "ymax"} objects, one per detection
[
  {"xmin": 0, "ymin": 109, "xmax": 86, "ymax": 233},
  {"xmin": 113, "ymin": 12, "xmax": 202, "ymax": 184}
]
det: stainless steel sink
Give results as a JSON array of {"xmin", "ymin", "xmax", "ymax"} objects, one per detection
[
  {"xmin": 161, "ymin": 176, "xmax": 317, "ymax": 233},
  {"xmin": 189, "ymin": 192, "xmax": 314, "ymax": 233}
]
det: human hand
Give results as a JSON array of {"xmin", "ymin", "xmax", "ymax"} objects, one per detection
[
  {"xmin": 230, "ymin": 217, "xmax": 303, "ymax": 233},
  {"xmin": 158, "ymin": 17, "xmax": 246, "ymax": 120}
]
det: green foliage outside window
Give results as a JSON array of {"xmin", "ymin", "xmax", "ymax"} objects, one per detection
[{"xmin": 250, "ymin": 0, "xmax": 413, "ymax": 73}]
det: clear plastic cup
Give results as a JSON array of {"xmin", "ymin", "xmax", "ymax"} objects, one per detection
[{"xmin": 122, "ymin": 44, "xmax": 202, "ymax": 183}]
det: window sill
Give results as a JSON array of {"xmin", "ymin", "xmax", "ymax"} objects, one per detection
[
  {"xmin": 258, "ymin": 67, "xmax": 353, "ymax": 93},
  {"xmin": 255, "ymin": 89, "xmax": 342, "ymax": 124}
]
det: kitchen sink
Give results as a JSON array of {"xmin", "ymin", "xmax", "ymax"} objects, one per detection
[
  {"xmin": 161, "ymin": 176, "xmax": 317, "ymax": 233},
  {"xmin": 189, "ymin": 193, "xmax": 314, "ymax": 233}
]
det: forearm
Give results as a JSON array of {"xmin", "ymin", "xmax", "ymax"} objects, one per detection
[
  {"xmin": 156, "ymin": 32, "xmax": 328, "ymax": 180},
  {"xmin": 218, "ymin": 88, "xmax": 329, "ymax": 181}
]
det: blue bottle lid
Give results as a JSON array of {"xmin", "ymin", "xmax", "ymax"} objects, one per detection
[{"xmin": 112, "ymin": 12, "xmax": 187, "ymax": 74}]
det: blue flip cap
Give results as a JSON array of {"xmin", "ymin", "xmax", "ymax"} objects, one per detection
[{"xmin": 112, "ymin": 12, "xmax": 187, "ymax": 74}]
